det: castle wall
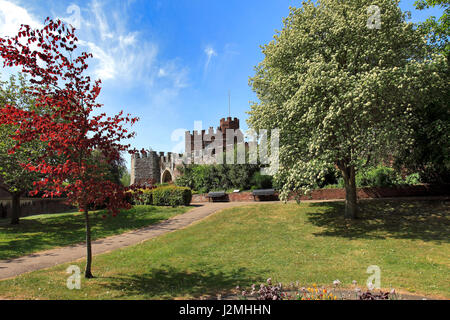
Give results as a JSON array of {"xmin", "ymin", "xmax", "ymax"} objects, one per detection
[
  {"xmin": 184, "ymin": 117, "xmax": 244, "ymax": 163},
  {"xmin": 131, "ymin": 117, "xmax": 244, "ymax": 186},
  {"xmin": 130, "ymin": 151, "xmax": 161, "ymax": 185},
  {"xmin": 131, "ymin": 151, "xmax": 184, "ymax": 185}
]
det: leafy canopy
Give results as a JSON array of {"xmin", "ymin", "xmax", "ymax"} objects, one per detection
[
  {"xmin": 414, "ymin": 0, "xmax": 449, "ymax": 55},
  {"xmin": 0, "ymin": 73, "xmax": 43, "ymax": 195},
  {"xmin": 247, "ymin": 0, "xmax": 447, "ymax": 199},
  {"xmin": 0, "ymin": 19, "xmax": 139, "ymax": 214}
]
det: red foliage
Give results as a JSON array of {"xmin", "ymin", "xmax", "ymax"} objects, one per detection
[{"xmin": 0, "ymin": 18, "xmax": 140, "ymax": 215}]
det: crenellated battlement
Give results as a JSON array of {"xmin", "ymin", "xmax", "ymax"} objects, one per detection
[
  {"xmin": 131, "ymin": 117, "xmax": 245, "ymax": 185},
  {"xmin": 131, "ymin": 150, "xmax": 158, "ymax": 159},
  {"xmin": 218, "ymin": 117, "xmax": 239, "ymax": 132},
  {"xmin": 132, "ymin": 150, "xmax": 183, "ymax": 162},
  {"xmin": 186, "ymin": 126, "xmax": 242, "ymax": 140},
  {"xmin": 185, "ymin": 118, "xmax": 244, "ymax": 156},
  {"xmin": 130, "ymin": 149, "xmax": 185, "ymax": 185}
]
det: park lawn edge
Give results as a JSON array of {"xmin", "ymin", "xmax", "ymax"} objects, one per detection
[
  {"xmin": 0, "ymin": 205, "xmax": 193, "ymax": 261},
  {"xmin": 0, "ymin": 201, "xmax": 448, "ymax": 300}
]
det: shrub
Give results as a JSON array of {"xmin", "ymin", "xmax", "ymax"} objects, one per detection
[
  {"xmin": 133, "ymin": 188, "xmax": 153, "ymax": 205},
  {"xmin": 155, "ymin": 182, "xmax": 170, "ymax": 187},
  {"xmin": 152, "ymin": 186, "xmax": 192, "ymax": 206},
  {"xmin": 404, "ymin": 172, "xmax": 421, "ymax": 185},
  {"xmin": 316, "ymin": 165, "xmax": 340, "ymax": 188},
  {"xmin": 175, "ymin": 164, "xmax": 259, "ymax": 192},
  {"xmin": 356, "ymin": 166, "xmax": 400, "ymax": 188},
  {"xmin": 250, "ymin": 171, "xmax": 273, "ymax": 189},
  {"xmin": 124, "ymin": 190, "xmax": 135, "ymax": 205}
]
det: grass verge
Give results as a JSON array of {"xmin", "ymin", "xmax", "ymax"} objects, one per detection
[
  {"xmin": 0, "ymin": 205, "xmax": 191, "ymax": 260},
  {"xmin": 0, "ymin": 200, "xmax": 448, "ymax": 299}
]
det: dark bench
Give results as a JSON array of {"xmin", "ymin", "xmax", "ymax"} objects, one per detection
[
  {"xmin": 252, "ymin": 189, "xmax": 276, "ymax": 201},
  {"xmin": 207, "ymin": 191, "xmax": 228, "ymax": 202}
]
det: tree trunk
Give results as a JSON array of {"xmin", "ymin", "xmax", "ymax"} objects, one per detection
[
  {"xmin": 10, "ymin": 193, "xmax": 21, "ymax": 225},
  {"xmin": 343, "ymin": 166, "xmax": 358, "ymax": 219},
  {"xmin": 83, "ymin": 208, "xmax": 94, "ymax": 278},
  {"xmin": 337, "ymin": 162, "xmax": 358, "ymax": 219}
]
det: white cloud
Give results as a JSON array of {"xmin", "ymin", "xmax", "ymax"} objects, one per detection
[
  {"xmin": 0, "ymin": 0, "xmax": 189, "ymax": 109},
  {"xmin": 204, "ymin": 45, "xmax": 217, "ymax": 72},
  {"xmin": 91, "ymin": 0, "xmax": 114, "ymax": 40},
  {"xmin": 0, "ymin": 0, "xmax": 42, "ymax": 37},
  {"xmin": 153, "ymin": 61, "xmax": 189, "ymax": 107},
  {"xmin": 158, "ymin": 61, "xmax": 189, "ymax": 88},
  {"xmin": 78, "ymin": 39, "xmax": 117, "ymax": 80},
  {"xmin": 158, "ymin": 68, "xmax": 167, "ymax": 77},
  {"xmin": 0, "ymin": 1, "xmax": 43, "ymax": 80},
  {"xmin": 75, "ymin": 0, "xmax": 188, "ymax": 98},
  {"xmin": 63, "ymin": 4, "xmax": 82, "ymax": 30}
]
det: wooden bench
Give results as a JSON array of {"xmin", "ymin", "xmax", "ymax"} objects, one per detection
[
  {"xmin": 252, "ymin": 189, "xmax": 276, "ymax": 201},
  {"xmin": 207, "ymin": 191, "xmax": 228, "ymax": 202}
]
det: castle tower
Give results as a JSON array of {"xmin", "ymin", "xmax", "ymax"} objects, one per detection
[
  {"xmin": 131, "ymin": 117, "xmax": 248, "ymax": 186},
  {"xmin": 184, "ymin": 117, "xmax": 242, "ymax": 158},
  {"xmin": 130, "ymin": 151, "xmax": 160, "ymax": 185},
  {"xmin": 218, "ymin": 117, "xmax": 240, "ymax": 132}
]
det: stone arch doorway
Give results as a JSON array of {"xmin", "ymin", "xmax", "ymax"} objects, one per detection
[{"xmin": 161, "ymin": 170, "xmax": 173, "ymax": 183}]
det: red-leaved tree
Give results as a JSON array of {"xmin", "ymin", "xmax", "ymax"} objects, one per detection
[{"xmin": 0, "ymin": 18, "xmax": 139, "ymax": 278}]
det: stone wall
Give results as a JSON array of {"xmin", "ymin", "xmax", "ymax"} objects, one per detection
[
  {"xmin": 191, "ymin": 192, "xmax": 278, "ymax": 203},
  {"xmin": 130, "ymin": 151, "xmax": 161, "ymax": 185},
  {"xmin": 130, "ymin": 151, "xmax": 184, "ymax": 185},
  {"xmin": 291, "ymin": 184, "xmax": 450, "ymax": 200},
  {"xmin": 0, "ymin": 198, "xmax": 74, "ymax": 219},
  {"xmin": 131, "ymin": 117, "xmax": 249, "ymax": 185},
  {"xmin": 191, "ymin": 184, "xmax": 450, "ymax": 203}
]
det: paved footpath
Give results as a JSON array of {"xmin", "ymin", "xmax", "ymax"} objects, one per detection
[{"xmin": 0, "ymin": 201, "xmax": 276, "ymax": 280}]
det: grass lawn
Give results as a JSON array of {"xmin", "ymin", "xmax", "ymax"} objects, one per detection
[
  {"xmin": 0, "ymin": 205, "xmax": 191, "ymax": 260},
  {"xmin": 0, "ymin": 200, "xmax": 448, "ymax": 300}
]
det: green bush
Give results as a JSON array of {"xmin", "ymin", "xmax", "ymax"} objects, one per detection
[
  {"xmin": 175, "ymin": 164, "xmax": 259, "ymax": 192},
  {"xmin": 250, "ymin": 171, "xmax": 273, "ymax": 189},
  {"xmin": 320, "ymin": 166, "xmax": 422, "ymax": 189},
  {"xmin": 152, "ymin": 186, "xmax": 192, "ymax": 206},
  {"xmin": 133, "ymin": 188, "xmax": 153, "ymax": 205},
  {"xmin": 132, "ymin": 186, "xmax": 191, "ymax": 206},
  {"xmin": 405, "ymin": 172, "xmax": 421, "ymax": 185},
  {"xmin": 356, "ymin": 166, "xmax": 400, "ymax": 188},
  {"xmin": 155, "ymin": 182, "xmax": 170, "ymax": 187}
]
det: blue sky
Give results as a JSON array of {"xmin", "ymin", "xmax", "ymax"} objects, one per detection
[{"xmin": 0, "ymin": 0, "xmax": 445, "ymax": 168}]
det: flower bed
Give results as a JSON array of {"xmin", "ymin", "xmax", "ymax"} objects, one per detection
[{"xmin": 223, "ymin": 278, "xmax": 404, "ymax": 300}]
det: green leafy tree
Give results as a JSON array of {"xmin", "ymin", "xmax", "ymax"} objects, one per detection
[
  {"xmin": 0, "ymin": 74, "xmax": 43, "ymax": 224},
  {"xmin": 393, "ymin": 92, "xmax": 450, "ymax": 183},
  {"xmin": 395, "ymin": 0, "xmax": 450, "ymax": 182},
  {"xmin": 90, "ymin": 149, "xmax": 128, "ymax": 186},
  {"xmin": 248, "ymin": 0, "xmax": 447, "ymax": 218},
  {"xmin": 120, "ymin": 170, "xmax": 131, "ymax": 187},
  {"xmin": 415, "ymin": 0, "xmax": 449, "ymax": 56}
]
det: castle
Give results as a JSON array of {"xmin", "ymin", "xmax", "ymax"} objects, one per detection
[{"xmin": 130, "ymin": 117, "xmax": 246, "ymax": 185}]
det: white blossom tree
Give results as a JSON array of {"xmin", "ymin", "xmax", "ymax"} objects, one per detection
[{"xmin": 248, "ymin": 0, "xmax": 448, "ymax": 218}]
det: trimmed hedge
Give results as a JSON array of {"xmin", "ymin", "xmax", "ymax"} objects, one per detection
[
  {"xmin": 134, "ymin": 188, "xmax": 153, "ymax": 205},
  {"xmin": 175, "ymin": 164, "xmax": 260, "ymax": 192},
  {"xmin": 134, "ymin": 186, "xmax": 192, "ymax": 206}
]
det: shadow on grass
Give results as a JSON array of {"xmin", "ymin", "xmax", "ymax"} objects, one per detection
[
  {"xmin": 305, "ymin": 200, "xmax": 450, "ymax": 243},
  {"xmin": 0, "ymin": 206, "xmax": 185, "ymax": 260},
  {"xmin": 101, "ymin": 265, "xmax": 264, "ymax": 299}
]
